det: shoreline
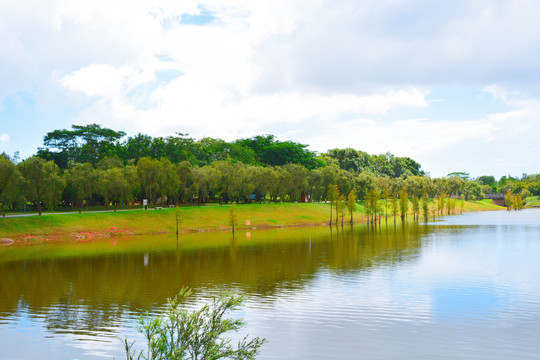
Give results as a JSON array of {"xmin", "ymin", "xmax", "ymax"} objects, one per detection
[{"xmin": 0, "ymin": 200, "xmax": 504, "ymax": 246}]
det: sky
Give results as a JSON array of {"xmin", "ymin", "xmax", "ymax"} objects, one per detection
[{"xmin": 1, "ymin": 0, "xmax": 540, "ymax": 179}]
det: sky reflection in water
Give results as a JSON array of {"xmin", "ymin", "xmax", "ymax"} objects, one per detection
[{"xmin": 1, "ymin": 210, "xmax": 539, "ymax": 359}]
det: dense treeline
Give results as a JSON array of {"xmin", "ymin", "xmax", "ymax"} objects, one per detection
[{"xmin": 0, "ymin": 124, "xmax": 536, "ymax": 216}]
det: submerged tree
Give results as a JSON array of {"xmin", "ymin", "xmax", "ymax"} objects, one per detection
[
  {"xmin": 123, "ymin": 288, "xmax": 267, "ymax": 360},
  {"xmin": 365, "ymin": 188, "xmax": 380, "ymax": 224},
  {"xmin": 399, "ymin": 187, "xmax": 409, "ymax": 222},
  {"xmin": 337, "ymin": 194, "xmax": 346, "ymax": 226},
  {"xmin": 411, "ymin": 195, "xmax": 420, "ymax": 222},
  {"xmin": 505, "ymin": 189, "xmax": 513, "ymax": 210},
  {"xmin": 229, "ymin": 204, "xmax": 238, "ymax": 234},
  {"xmin": 346, "ymin": 190, "xmax": 357, "ymax": 225},
  {"xmin": 421, "ymin": 194, "xmax": 430, "ymax": 222},
  {"xmin": 327, "ymin": 184, "xmax": 339, "ymax": 226}
]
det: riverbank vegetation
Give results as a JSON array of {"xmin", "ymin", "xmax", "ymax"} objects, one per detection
[
  {"xmin": 0, "ymin": 200, "xmax": 501, "ymax": 243},
  {"xmin": 0, "ymin": 124, "xmax": 536, "ymax": 219}
]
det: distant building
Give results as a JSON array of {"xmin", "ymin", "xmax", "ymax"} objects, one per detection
[{"xmin": 484, "ymin": 193, "xmax": 505, "ymax": 206}]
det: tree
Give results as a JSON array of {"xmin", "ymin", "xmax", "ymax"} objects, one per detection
[
  {"xmin": 411, "ymin": 195, "xmax": 420, "ymax": 222},
  {"xmin": 505, "ymin": 189, "xmax": 513, "ymax": 210},
  {"xmin": 446, "ymin": 197, "xmax": 455, "ymax": 215},
  {"xmin": 176, "ymin": 161, "xmax": 194, "ymax": 204},
  {"xmin": 513, "ymin": 194, "xmax": 524, "ymax": 210},
  {"xmin": 365, "ymin": 188, "xmax": 380, "ymax": 224},
  {"xmin": 137, "ymin": 157, "xmax": 162, "ymax": 205},
  {"xmin": 437, "ymin": 191, "xmax": 446, "ymax": 216},
  {"xmin": 346, "ymin": 190, "xmax": 357, "ymax": 225},
  {"xmin": 0, "ymin": 156, "xmax": 24, "ymax": 215},
  {"xmin": 229, "ymin": 204, "xmax": 238, "ymax": 234},
  {"xmin": 18, "ymin": 156, "xmax": 63, "ymax": 215},
  {"xmin": 421, "ymin": 194, "xmax": 430, "ymax": 222},
  {"xmin": 337, "ymin": 194, "xmax": 346, "ymax": 226},
  {"xmin": 157, "ymin": 158, "xmax": 180, "ymax": 206},
  {"xmin": 327, "ymin": 184, "xmax": 339, "ymax": 225},
  {"xmin": 123, "ymin": 288, "xmax": 266, "ymax": 360},
  {"xmin": 67, "ymin": 162, "xmax": 97, "ymax": 213},
  {"xmin": 42, "ymin": 163, "xmax": 64, "ymax": 212},
  {"xmin": 399, "ymin": 187, "xmax": 408, "ymax": 221},
  {"xmin": 39, "ymin": 124, "xmax": 126, "ymax": 167},
  {"xmin": 354, "ymin": 171, "xmax": 377, "ymax": 201},
  {"xmin": 381, "ymin": 188, "xmax": 389, "ymax": 223},
  {"xmin": 389, "ymin": 194, "xmax": 398, "ymax": 224},
  {"xmin": 283, "ymin": 163, "xmax": 308, "ymax": 202},
  {"xmin": 98, "ymin": 167, "xmax": 132, "ymax": 211},
  {"xmin": 236, "ymin": 135, "xmax": 323, "ymax": 169}
]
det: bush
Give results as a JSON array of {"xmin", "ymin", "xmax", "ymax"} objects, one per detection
[{"xmin": 122, "ymin": 288, "xmax": 266, "ymax": 360}]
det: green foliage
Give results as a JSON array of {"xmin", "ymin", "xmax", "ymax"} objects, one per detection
[
  {"xmin": 437, "ymin": 192, "xmax": 446, "ymax": 216},
  {"xmin": 66, "ymin": 162, "xmax": 98, "ymax": 213},
  {"xmin": 39, "ymin": 123, "xmax": 126, "ymax": 167},
  {"xmin": 411, "ymin": 195, "xmax": 420, "ymax": 221},
  {"xmin": 326, "ymin": 149, "xmax": 424, "ymax": 177},
  {"xmin": 98, "ymin": 167, "xmax": 136, "ymax": 211},
  {"xmin": 346, "ymin": 190, "xmax": 357, "ymax": 224},
  {"xmin": 5, "ymin": 124, "xmax": 540, "ymax": 215},
  {"xmin": 364, "ymin": 188, "xmax": 380, "ymax": 223},
  {"xmin": 389, "ymin": 194, "xmax": 398, "ymax": 223},
  {"xmin": 18, "ymin": 156, "xmax": 63, "ymax": 215},
  {"xmin": 446, "ymin": 197, "xmax": 455, "ymax": 215},
  {"xmin": 337, "ymin": 194, "xmax": 346, "ymax": 226},
  {"xmin": 0, "ymin": 156, "xmax": 24, "ymax": 215},
  {"xmin": 236, "ymin": 135, "xmax": 322, "ymax": 169},
  {"xmin": 123, "ymin": 288, "xmax": 266, "ymax": 360},
  {"xmin": 327, "ymin": 184, "xmax": 339, "ymax": 225},
  {"xmin": 505, "ymin": 189, "xmax": 513, "ymax": 209},
  {"xmin": 447, "ymin": 172, "xmax": 470, "ymax": 180},
  {"xmin": 421, "ymin": 194, "xmax": 430, "ymax": 222},
  {"xmin": 399, "ymin": 187, "xmax": 408, "ymax": 221}
]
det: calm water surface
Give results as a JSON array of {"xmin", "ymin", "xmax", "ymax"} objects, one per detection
[{"xmin": 1, "ymin": 209, "xmax": 540, "ymax": 359}]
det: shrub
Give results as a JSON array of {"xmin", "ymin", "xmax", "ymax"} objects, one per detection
[{"xmin": 122, "ymin": 288, "xmax": 267, "ymax": 360}]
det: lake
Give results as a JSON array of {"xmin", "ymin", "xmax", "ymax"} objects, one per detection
[{"xmin": 1, "ymin": 209, "xmax": 539, "ymax": 359}]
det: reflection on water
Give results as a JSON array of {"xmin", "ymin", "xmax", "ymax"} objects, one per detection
[{"xmin": 1, "ymin": 211, "xmax": 540, "ymax": 359}]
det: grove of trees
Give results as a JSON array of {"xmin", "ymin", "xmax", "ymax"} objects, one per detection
[{"xmin": 0, "ymin": 124, "xmax": 535, "ymax": 216}]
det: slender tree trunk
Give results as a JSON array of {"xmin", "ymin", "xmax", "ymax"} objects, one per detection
[{"xmin": 329, "ymin": 201, "xmax": 333, "ymax": 226}]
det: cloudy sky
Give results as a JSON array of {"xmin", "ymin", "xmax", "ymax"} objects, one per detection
[{"xmin": 1, "ymin": 0, "xmax": 540, "ymax": 178}]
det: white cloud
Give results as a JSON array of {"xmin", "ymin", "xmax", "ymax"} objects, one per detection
[
  {"xmin": 2, "ymin": 0, "xmax": 540, "ymax": 177},
  {"xmin": 0, "ymin": 134, "xmax": 9, "ymax": 147}
]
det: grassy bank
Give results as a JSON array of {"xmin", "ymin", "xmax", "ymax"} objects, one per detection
[
  {"xmin": 525, "ymin": 196, "xmax": 540, "ymax": 207},
  {"xmin": 0, "ymin": 200, "xmax": 503, "ymax": 243}
]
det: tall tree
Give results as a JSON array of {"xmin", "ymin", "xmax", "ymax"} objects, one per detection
[
  {"xmin": 18, "ymin": 157, "xmax": 63, "ymax": 215},
  {"xmin": 66, "ymin": 163, "xmax": 97, "ymax": 213},
  {"xmin": 137, "ymin": 157, "xmax": 162, "ymax": 205},
  {"xmin": 0, "ymin": 156, "xmax": 24, "ymax": 215},
  {"xmin": 365, "ymin": 188, "xmax": 380, "ymax": 224},
  {"xmin": 39, "ymin": 124, "xmax": 126, "ymax": 167},
  {"xmin": 327, "ymin": 184, "xmax": 339, "ymax": 226},
  {"xmin": 421, "ymin": 194, "xmax": 430, "ymax": 222},
  {"xmin": 98, "ymin": 167, "xmax": 133, "ymax": 211},
  {"xmin": 346, "ymin": 190, "xmax": 357, "ymax": 225},
  {"xmin": 412, "ymin": 195, "xmax": 420, "ymax": 222},
  {"xmin": 399, "ymin": 187, "xmax": 409, "ymax": 222}
]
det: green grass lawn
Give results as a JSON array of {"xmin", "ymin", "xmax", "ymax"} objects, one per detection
[
  {"xmin": 0, "ymin": 200, "xmax": 503, "ymax": 241},
  {"xmin": 525, "ymin": 196, "xmax": 540, "ymax": 207}
]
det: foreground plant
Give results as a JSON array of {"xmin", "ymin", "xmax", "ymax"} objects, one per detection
[{"xmin": 122, "ymin": 288, "xmax": 267, "ymax": 360}]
